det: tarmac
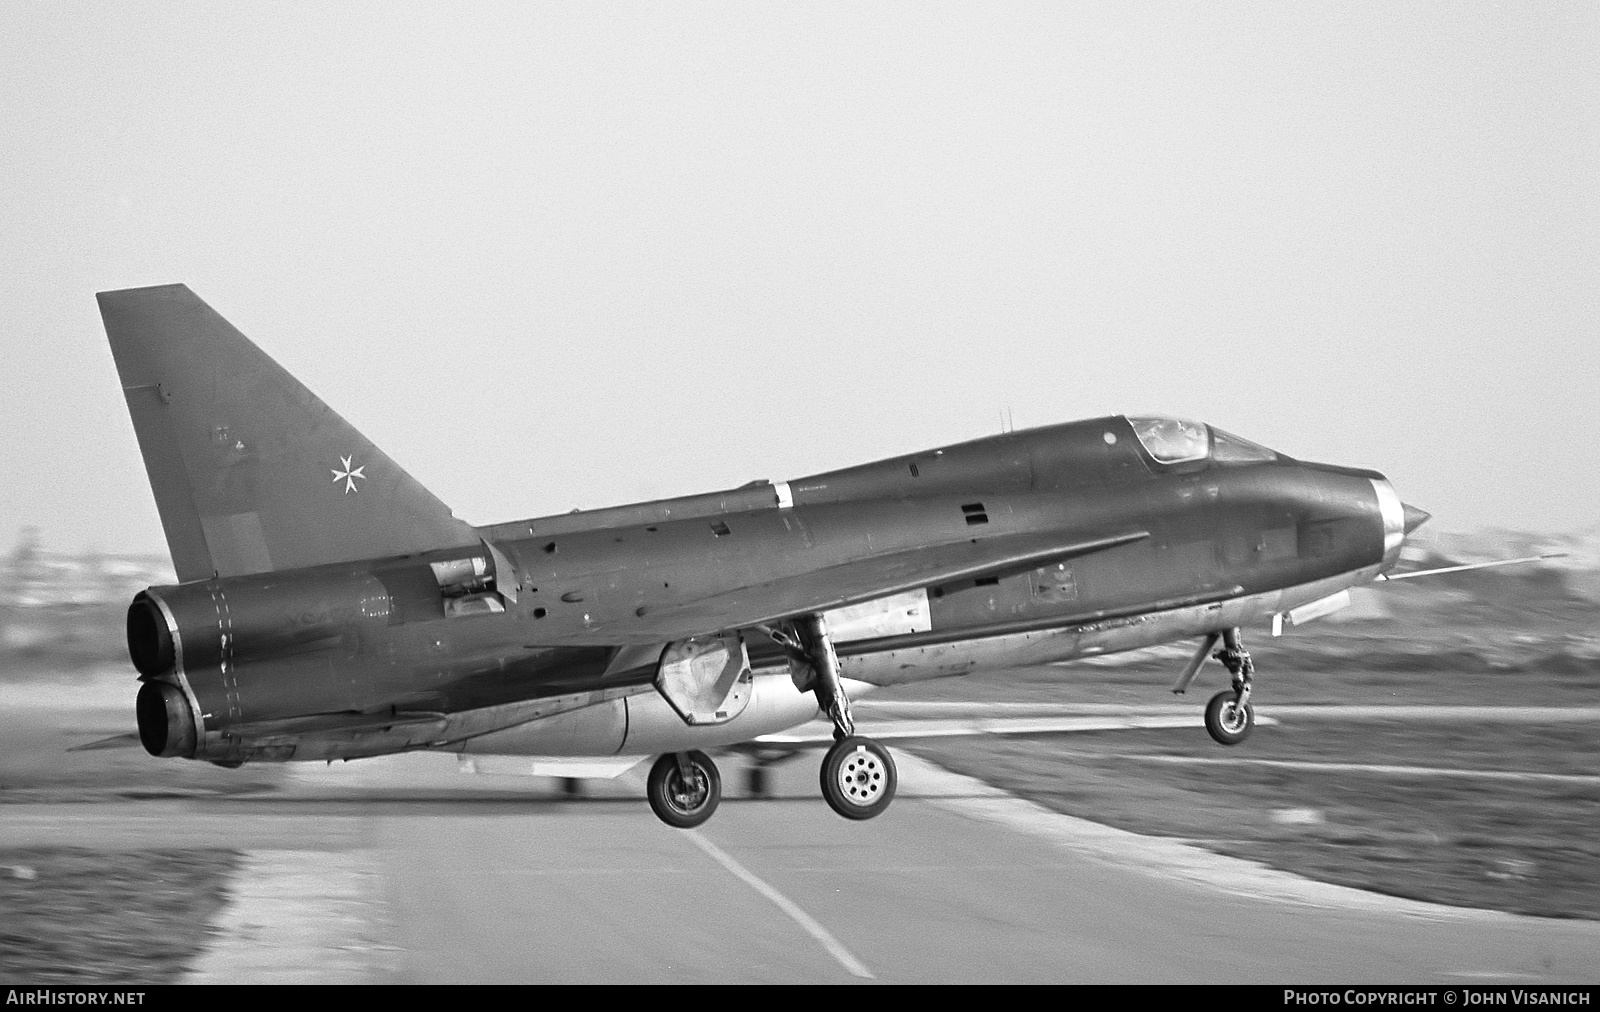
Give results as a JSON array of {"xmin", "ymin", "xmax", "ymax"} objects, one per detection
[{"xmin": 5, "ymin": 706, "xmax": 1600, "ymax": 984}]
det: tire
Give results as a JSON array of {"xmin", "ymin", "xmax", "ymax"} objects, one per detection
[
  {"xmin": 1204, "ymin": 690, "xmax": 1254, "ymax": 746},
  {"xmin": 819, "ymin": 737, "xmax": 897, "ymax": 820},
  {"xmin": 647, "ymin": 751, "xmax": 721, "ymax": 828}
]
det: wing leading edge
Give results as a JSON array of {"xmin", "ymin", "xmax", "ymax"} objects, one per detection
[{"xmin": 584, "ymin": 528, "xmax": 1151, "ymax": 645}]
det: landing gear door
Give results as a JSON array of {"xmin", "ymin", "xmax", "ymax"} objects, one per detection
[{"xmin": 655, "ymin": 634, "xmax": 753, "ymax": 726}]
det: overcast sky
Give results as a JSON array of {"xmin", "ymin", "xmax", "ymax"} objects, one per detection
[{"xmin": 2, "ymin": 3, "xmax": 1596, "ymax": 558}]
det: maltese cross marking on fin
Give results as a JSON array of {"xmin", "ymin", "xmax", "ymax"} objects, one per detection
[{"xmin": 332, "ymin": 455, "xmax": 366, "ymax": 494}]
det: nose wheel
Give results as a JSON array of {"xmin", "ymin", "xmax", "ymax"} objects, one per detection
[
  {"xmin": 647, "ymin": 750, "xmax": 721, "ymax": 828},
  {"xmin": 820, "ymin": 737, "xmax": 897, "ymax": 820},
  {"xmin": 1204, "ymin": 690, "xmax": 1254, "ymax": 745}
]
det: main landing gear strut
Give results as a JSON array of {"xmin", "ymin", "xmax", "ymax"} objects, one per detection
[
  {"xmin": 646, "ymin": 614, "xmax": 898, "ymax": 829},
  {"xmin": 1174, "ymin": 627, "xmax": 1256, "ymax": 745},
  {"xmin": 772, "ymin": 615, "xmax": 898, "ymax": 820}
]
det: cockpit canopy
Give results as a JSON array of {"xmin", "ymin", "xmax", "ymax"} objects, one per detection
[{"xmin": 1126, "ymin": 416, "xmax": 1276, "ymax": 465}]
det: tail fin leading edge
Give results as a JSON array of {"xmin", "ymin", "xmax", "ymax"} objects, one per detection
[{"xmin": 99, "ymin": 284, "xmax": 478, "ymax": 582}]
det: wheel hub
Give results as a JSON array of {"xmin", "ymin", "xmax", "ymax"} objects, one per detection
[
  {"xmin": 1219, "ymin": 702, "xmax": 1247, "ymax": 733},
  {"xmin": 835, "ymin": 750, "xmax": 885, "ymax": 806},
  {"xmin": 668, "ymin": 769, "xmax": 708, "ymax": 813}
]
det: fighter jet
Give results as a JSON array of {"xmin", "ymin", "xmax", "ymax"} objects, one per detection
[{"xmin": 100, "ymin": 284, "xmax": 1451, "ymax": 828}]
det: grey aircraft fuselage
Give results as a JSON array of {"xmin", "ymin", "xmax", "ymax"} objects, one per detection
[{"xmin": 129, "ymin": 414, "xmax": 1405, "ymax": 767}]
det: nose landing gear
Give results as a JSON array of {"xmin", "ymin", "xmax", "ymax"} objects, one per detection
[{"xmin": 1200, "ymin": 627, "xmax": 1256, "ymax": 746}]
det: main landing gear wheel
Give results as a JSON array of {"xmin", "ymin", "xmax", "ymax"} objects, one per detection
[
  {"xmin": 1204, "ymin": 690, "xmax": 1254, "ymax": 745},
  {"xmin": 647, "ymin": 751, "xmax": 721, "ymax": 828},
  {"xmin": 820, "ymin": 737, "xmax": 897, "ymax": 820}
]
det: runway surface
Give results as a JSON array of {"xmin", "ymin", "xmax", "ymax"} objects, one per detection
[{"xmin": 7, "ymin": 729, "xmax": 1599, "ymax": 984}]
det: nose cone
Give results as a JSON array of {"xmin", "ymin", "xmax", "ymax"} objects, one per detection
[{"xmin": 1402, "ymin": 503, "xmax": 1431, "ymax": 535}]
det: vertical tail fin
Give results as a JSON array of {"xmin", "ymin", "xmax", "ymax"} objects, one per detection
[{"xmin": 99, "ymin": 284, "xmax": 478, "ymax": 581}]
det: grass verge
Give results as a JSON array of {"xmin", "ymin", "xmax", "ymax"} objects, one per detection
[
  {"xmin": 0, "ymin": 848, "xmax": 240, "ymax": 984},
  {"xmin": 906, "ymin": 718, "xmax": 1600, "ymax": 920}
]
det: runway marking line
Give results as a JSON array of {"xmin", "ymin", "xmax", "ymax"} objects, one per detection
[{"xmin": 684, "ymin": 830, "xmax": 874, "ymax": 980}]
